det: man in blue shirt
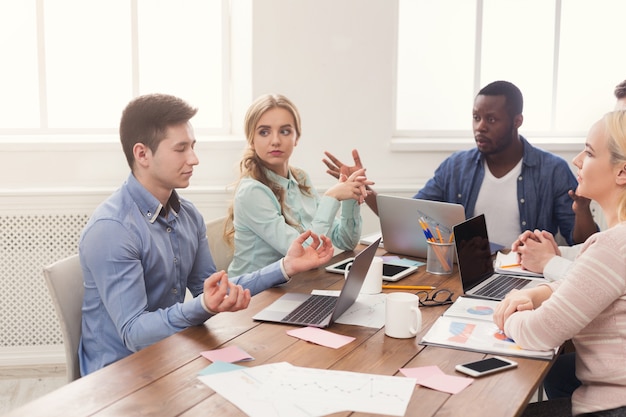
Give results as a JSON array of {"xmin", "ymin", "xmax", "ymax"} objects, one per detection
[
  {"xmin": 324, "ymin": 81, "xmax": 597, "ymax": 246},
  {"xmin": 79, "ymin": 94, "xmax": 335, "ymax": 375}
]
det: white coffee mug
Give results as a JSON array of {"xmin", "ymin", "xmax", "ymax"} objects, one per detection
[
  {"xmin": 344, "ymin": 257, "xmax": 383, "ymax": 294},
  {"xmin": 361, "ymin": 256, "xmax": 383, "ymax": 294},
  {"xmin": 385, "ymin": 292, "xmax": 422, "ymax": 338}
]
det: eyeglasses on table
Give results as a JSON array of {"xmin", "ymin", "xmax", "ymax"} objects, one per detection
[{"xmin": 415, "ymin": 289, "xmax": 454, "ymax": 307}]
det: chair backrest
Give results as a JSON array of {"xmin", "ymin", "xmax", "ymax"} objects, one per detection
[
  {"xmin": 43, "ymin": 254, "xmax": 83, "ymax": 382},
  {"xmin": 206, "ymin": 216, "xmax": 234, "ymax": 272}
]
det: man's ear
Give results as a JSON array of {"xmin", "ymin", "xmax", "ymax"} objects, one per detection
[
  {"xmin": 513, "ymin": 114, "xmax": 523, "ymax": 129},
  {"xmin": 133, "ymin": 143, "xmax": 150, "ymax": 168}
]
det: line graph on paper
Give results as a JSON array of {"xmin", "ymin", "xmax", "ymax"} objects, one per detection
[
  {"xmin": 198, "ymin": 362, "xmax": 415, "ymax": 417},
  {"xmin": 334, "ymin": 295, "xmax": 386, "ymax": 328},
  {"xmin": 273, "ymin": 367, "xmax": 409, "ymax": 402},
  {"xmin": 259, "ymin": 364, "xmax": 415, "ymax": 416},
  {"xmin": 312, "ymin": 291, "xmax": 386, "ymax": 328}
]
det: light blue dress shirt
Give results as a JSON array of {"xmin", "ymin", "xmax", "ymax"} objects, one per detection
[
  {"xmin": 228, "ymin": 168, "xmax": 361, "ymax": 276},
  {"xmin": 415, "ymin": 136, "xmax": 580, "ymax": 245},
  {"xmin": 78, "ymin": 173, "xmax": 287, "ymax": 375}
]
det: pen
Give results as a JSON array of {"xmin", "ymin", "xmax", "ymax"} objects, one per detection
[
  {"xmin": 382, "ymin": 285, "xmax": 436, "ymax": 290},
  {"xmin": 499, "ymin": 263, "xmax": 521, "ymax": 269},
  {"xmin": 418, "ymin": 218, "xmax": 435, "ymax": 242}
]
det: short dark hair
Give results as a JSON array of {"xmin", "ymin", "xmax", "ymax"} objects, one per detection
[
  {"xmin": 119, "ymin": 94, "xmax": 198, "ymax": 169},
  {"xmin": 478, "ymin": 80, "xmax": 523, "ymax": 119},
  {"xmin": 614, "ymin": 80, "xmax": 626, "ymax": 100}
]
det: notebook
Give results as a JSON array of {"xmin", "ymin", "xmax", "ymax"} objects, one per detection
[
  {"xmin": 252, "ymin": 238, "xmax": 381, "ymax": 328},
  {"xmin": 377, "ymin": 195, "xmax": 465, "ymax": 258},
  {"xmin": 453, "ymin": 214, "xmax": 544, "ymax": 301}
]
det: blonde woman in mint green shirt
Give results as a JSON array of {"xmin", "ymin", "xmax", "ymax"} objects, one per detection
[{"xmin": 226, "ymin": 94, "xmax": 372, "ymax": 276}]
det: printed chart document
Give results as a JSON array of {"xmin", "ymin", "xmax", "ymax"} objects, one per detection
[
  {"xmin": 420, "ymin": 297, "xmax": 556, "ymax": 360},
  {"xmin": 494, "ymin": 251, "xmax": 543, "ymax": 278},
  {"xmin": 198, "ymin": 362, "xmax": 415, "ymax": 417}
]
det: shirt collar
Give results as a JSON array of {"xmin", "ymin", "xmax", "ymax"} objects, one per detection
[
  {"xmin": 265, "ymin": 167, "xmax": 298, "ymax": 189},
  {"xmin": 518, "ymin": 135, "xmax": 540, "ymax": 167},
  {"xmin": 126, "ymin": 173, "xmax": 181, "ymax": 223}
]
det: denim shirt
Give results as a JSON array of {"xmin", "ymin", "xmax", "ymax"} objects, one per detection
[
  {"xmin": 415, "ymin": 136, "xmax": 579, "ymax": 245},
  {"xmin": 79, "ymin": 173, "xmax": 287, "ymax": 375}
]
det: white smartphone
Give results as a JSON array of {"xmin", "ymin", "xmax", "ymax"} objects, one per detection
[
  {"xmin": 325, "ymin": 258, "xmax": 418, "ymax": 282},
  {"xmin": 455, "ymin": 356, "xmax": 518, "ymax": 378}
]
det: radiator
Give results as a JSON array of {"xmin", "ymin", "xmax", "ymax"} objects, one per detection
[{"xmin": 0, "ymin": 214, "xmax": 90, "ymax": 348}]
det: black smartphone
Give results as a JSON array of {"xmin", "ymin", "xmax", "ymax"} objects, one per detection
[{"xmin": 455, "ymin": 356, "xmax": 518, "ymax": 377}]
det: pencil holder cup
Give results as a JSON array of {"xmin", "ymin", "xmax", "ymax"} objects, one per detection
[{"xmin": 426, "ymin": 241, "xmax": 454, "ymax": 275}]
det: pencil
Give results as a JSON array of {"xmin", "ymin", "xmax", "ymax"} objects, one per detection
[
  {"xmin": 435, "ymin": 225, "xmax": 444, "ymax": 243},
  {"xmin": 382, "ymin": 285, "xmax": 436, "ymax": 290},
  {"xmin": 499, "ymin": 263, "xmax": 521, "ymax": 269}
]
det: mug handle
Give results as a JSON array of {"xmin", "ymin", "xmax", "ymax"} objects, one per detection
[
  {"xmin": 343, "ymin": 262, "xmax": 353, "ymax": 280},
  {"xmin": 409, "ymin": 306, "xmax": 422, "ymax": 335}
]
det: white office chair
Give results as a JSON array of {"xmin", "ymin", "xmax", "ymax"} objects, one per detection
[
  {"xmin": 43, "ymin": 254, "xmax": 84, "ymax": 382},
  {"xmin": 206, "ymin": 216, "xmax": 234, "ymax": 272}
]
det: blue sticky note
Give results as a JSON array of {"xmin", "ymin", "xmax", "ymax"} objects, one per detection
[{"xmin": 198, "ymin": 360, "xmax": 244, "ymax": 376}]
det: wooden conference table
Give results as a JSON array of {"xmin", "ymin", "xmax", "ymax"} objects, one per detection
[{"xmin": 8, "ymin": 246, "xmax": 554, "ymax": 417}]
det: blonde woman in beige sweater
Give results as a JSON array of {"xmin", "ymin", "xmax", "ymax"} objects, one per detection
[{"xmin": 494, "ymin": 110, "xmax": 626, "ymax": 417}]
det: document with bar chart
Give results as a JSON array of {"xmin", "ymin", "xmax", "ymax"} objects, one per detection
[{"xmin": 420, "ymin": 297, "xmax": 556, "ymax": 360}]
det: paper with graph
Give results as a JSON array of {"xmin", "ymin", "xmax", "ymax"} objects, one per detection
[
  {"xmin": 198, "ymin": 361, "xmax": 415, "ymax": 417},
  {"xmin": 420, "ymin": 297, "xmax": 556, "ymax": 360}
]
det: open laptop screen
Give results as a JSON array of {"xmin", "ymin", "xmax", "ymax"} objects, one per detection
[{"xmin": 454, "ymin": 214, "xmax": 494, "ymax": 292}]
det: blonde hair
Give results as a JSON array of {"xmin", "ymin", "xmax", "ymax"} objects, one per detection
[
  {"xmin": 604, "ymin": 110, "xmax": 626, "ymax": 222},
  {"xmin": 225, "ymin": 94, "xmax": 311, "ymax": 244}
]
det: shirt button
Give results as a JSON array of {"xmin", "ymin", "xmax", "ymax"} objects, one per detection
[
  {"xmin": 172, "ymin": 288, "xmax": 178, "ymax": 294},
  {"xmin": 518, "ymin": 176, "xmax": 523, "ymax": 181},
  {"xmin": 173, "ymin": 257, "xmax": 178, "ymax": 263},
  {"xmin": 167, "ymin": 227, "xmax": 172, "ymax": 233},
  {"xmin": 521, "ymin": 221, "xmax": 527, "ymax": 226},
  {"xmin": 457, "ymin": 193, "xmax": 462, "ymax": 198},
  {"xmin": 520, "ymin": 198, "xmax": 525, "ymax": 204},
  {"xmin": 147, "ymin": 212, "xmax": 152, "ymax": 217}
]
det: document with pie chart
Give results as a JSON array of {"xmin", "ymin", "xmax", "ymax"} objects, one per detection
[{"xmin": 420, "ymin": 297, "xmax": 556, "ymax": 360}]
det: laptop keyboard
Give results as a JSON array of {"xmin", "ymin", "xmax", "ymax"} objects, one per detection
[
  {"xmin": 281, "ymin": 295, "xmax": 338, "ymax": 325},
  {"xmin": 475, "ymin": 275, "xmax": 529, "ymax": 299}
]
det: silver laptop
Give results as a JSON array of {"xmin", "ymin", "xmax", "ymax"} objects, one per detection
[
  {"xmin": 453, "ymin": 214, "xmax": 544, "ymax": 301},
  {"xmin": 253, "ymin": 238, "xmax": 381, "ymax": 328},
  {"xmin": 377, "ymin": 195, "xmax": 465, "ymax": 258}
]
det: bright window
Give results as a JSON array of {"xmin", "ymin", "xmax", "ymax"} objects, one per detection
[
  {"xmin": 0, "ymin": 0, "xmax": 250, "ymax": 136},
  {"xmin": 395, "ymin": 0, "xmax": 624, "ymax": 140}
]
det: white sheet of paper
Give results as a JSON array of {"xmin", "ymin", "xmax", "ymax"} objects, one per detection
[
  {"xmin": 311, "ymin": 290, "xmax": 386, "ymax": 328},
  {"xmin": 198, "ymin": 362, "xmax": 415, "ymax": 417}
]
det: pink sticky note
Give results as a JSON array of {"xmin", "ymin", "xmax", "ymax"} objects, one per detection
[
  {"xmin": 399, "ymin": 366, "xmax": 445, "ymax": 383},
  {"xmin": 286, "ymin": 326, "xmax": 355, "ymax": 349},
  {"xmin": 418, "ymin": 374, "xmax": 473, "ymax": 395},
  {"xmin": 200, "ymin": 345, "xmax": 254, "ymax": 363}
]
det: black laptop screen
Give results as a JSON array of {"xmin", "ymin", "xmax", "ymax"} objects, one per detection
[{"xmin": 453, "ymin": 214, "xmax": 494, "ymax": 291}]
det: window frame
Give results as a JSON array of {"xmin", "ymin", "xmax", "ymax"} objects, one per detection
[
  {"xmin": 391, "ymin": 0, "xmax": 607, "ymax": 154},
  {"xmin": 0, "ymin": 0, "xmax": 250, "ymax": 144}
]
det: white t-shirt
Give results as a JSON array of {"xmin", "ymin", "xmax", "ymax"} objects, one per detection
[{"xmin": 473, "ymin": 158, "xmax": 523, "ymax": 247}]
